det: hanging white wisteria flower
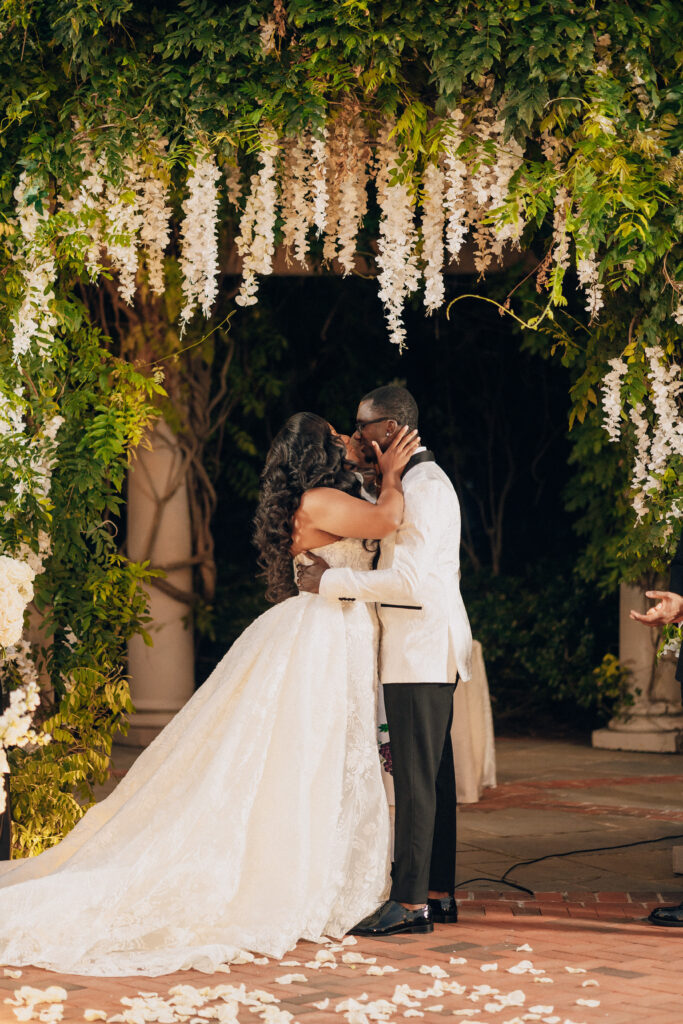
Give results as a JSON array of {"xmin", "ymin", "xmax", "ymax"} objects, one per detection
[
  {"xmin": 279, "ymin": 135, "xmax": 314, "ymax": 268},
  {"xmin": 179, "ymin": 148, "xmax": 221, "ymax": 328},
  {"xmin": 102, "ymin": 155, "xmax": 144, "ymax": 304},
  {"xmin": 673, "ymin": 299, "xmax": 683, "ymax": 326},
  {"xmin": 646, "ymin": 344, "xmax": 683, "ymax": 472},
  {"xmin": 608, "ymin": 345, "xmax": 683, "ymax": 519},
  {"xmin": 310, "ymin": 128, "xmax": 329, "ymax": 236},
  {"xmin": 469, "ymin": 107, "xmax": 499, "ymax": 274},
  {"xmin": 10, "ymin": 173, "xmax": 57, "ymax": 361},
  {"xmin": 601, "ymin": 356, "xmax": 627, "ymax": 442},
  {"xmin": 421, "ymin": 161, "xmax": 446, "ymax": 314},
  {"xmin": 235, "ymin": 129, "xmax": 278, "ymax": 307},
  {"xmin": 0, "ymin": 384, "xmax": 26, "ymax": 438},
  {"xmin": 375, "ymin": 123, "xmax": 421, "ymax": 349},
  {"xmin": 576, "ymin": 249, "xmax": 605, "ymax": 320},
  {"xmin": 324, "ymin": 116, "xmax": 368, "ymax": 274},
  {"xmin": 138, "ymin": 153, "xmax": 172, "ymax": 296},
  {"xmin": 59, "ymin": 147, "xmax": 106, "ymax": 279},
  {"xmin": 550, "ymin": 187, "xmax": 571, "ymax": 275},
  {"xmin": 442, "ymin": 109, "xmax": 470, "ymax": 263},
  {"xmin": 488, "ymin": 121, "xmax": 525, "ymax": 253}
]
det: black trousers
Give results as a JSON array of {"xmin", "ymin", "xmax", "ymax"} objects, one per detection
[{"xmin": 383, "ymin": 682, "xmax": 457, "ymax": 904}]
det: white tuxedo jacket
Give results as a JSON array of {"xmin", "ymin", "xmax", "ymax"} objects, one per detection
[{"xmin": 319, "ymin": 460, "xmax": 473, "ymax": 684}]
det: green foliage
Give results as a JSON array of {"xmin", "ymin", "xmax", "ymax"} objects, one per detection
[
  {"xmin": 0, "ymin": 313, "xmax": 163, "ymax": 855},
  {"xmin": 463, "ymin": 563, "xmax": 631, "ymax": 728},
  {"xmin": 8, "ymin": 667, "xmax": 133, "ymax": 856}
]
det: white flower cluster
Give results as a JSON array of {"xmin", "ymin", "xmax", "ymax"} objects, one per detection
[
  {"xmin": 421, "ymin": 161, "xmax": 446, "ymax": 313},
  {"xmin": 323, "ymin": 117, "xmax": 368, "ymax": 274},
  {"xmin": 603, "ymin": 345, "xmax": 683, "ymax": 519},
  {"xmin": 550, "ymin": 187, "xmax": 571, "ymax": 274},
  {"xmin": 375, "ymin": 124, "xmax": 421, "ymax": 349},
  {"xmin": 0, "ymin": 554, "xmax": 35, "ymax": 649},
  {"xmin": 673, "ymin": 299, "xmax": 683, "ymax": 326},
  {"xmin": 576, "ymin": 249, "xmax": 605, "ymax": 319},
  {"xmin": 280, "ymin": 135, "xmax": 315, "ymax": 267},
  {"xmin": 311, "ymin": 129, "xmax": 329, "ymax": 235},
  {"xmin": 60, "ymin": 141, "xmax": 171, "ymax": 299},
  {"xmin": 235, "ymin": 130, "xmax": 279, "ymax": 307},
  {"xmin": 138, "ymin": 159, "xmax": 172, "ymax": 296},
  {"xmin": 179, "ymin": 149, "xmax": 221, "ymax": 327},
  {"xmin": 0, "ymin": 384, "xmax": 26, "ymax": 438},
  {"xmin": 600, "ymin": 356, "xmax": 627, "ymax": 442},
  {"xmin": 10, "ymin": 173, "xmax": 57, "ymax": 361},
  {"xmin": 443, "ymin": 109, "xmax": 470, "ymax": 262},
  {"xmin": 103, "ymin": 156, "xmax": 144, "ymax": 304},
  {"xmin": 441, "ymin": 105, "xmax": 524, "ymax": 277}
]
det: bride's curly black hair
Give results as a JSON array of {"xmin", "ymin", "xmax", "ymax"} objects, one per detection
[{"xmin": 253, "ymin": 412, "xmax": 363, "ymax": 604}]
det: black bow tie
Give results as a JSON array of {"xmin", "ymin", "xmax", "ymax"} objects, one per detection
[{"xmin": 403, "ymin": 449, "xmax": 435, "ymax": 476}]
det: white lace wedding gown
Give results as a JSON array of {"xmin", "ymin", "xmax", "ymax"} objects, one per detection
[{"xmin": 0, "ymin": 539, "xmax": 390, "ymax": 976}]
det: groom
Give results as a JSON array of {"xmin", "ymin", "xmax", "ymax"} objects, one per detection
[{"xmin": 297, "ymin": 385, "xmax": 472, "ymax": 935}]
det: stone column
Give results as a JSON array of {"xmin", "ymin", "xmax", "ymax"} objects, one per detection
[
  {"xmin": 123, "ymin": 419, "xmax": 195, "ymax": 746},
  {"xmin": 592, "ymin": 582, "xmax": 683, "ymax": 753}
]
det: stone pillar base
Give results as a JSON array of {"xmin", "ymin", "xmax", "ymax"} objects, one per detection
[{"xmin": 592, "ymin": 724, "xmax": 683, "ymax": 753}]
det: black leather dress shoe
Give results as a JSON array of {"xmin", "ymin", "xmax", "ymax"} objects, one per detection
[
  {"xmin": 428, "ymin": 895, "xmax": 458, "ymax": 923},
  {"xmin": 648, "ymin": 902, "xmax": 683, "ymax": 926},
  {"xmin": 350, "ymin": 899, "xmax": 434, "ymax": 936}
]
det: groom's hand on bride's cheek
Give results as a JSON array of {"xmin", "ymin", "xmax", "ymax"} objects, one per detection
[{"xmin": 296, "ymin": 552, "xmax": 330, "ymax": 594}]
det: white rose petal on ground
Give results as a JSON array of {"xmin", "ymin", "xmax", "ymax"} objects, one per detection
[
  {"xmin": 403, "ymin": 1013, "xmax": 424, "ymax": 1019},
  {"xmin": 419, "ymin": 965, "xmax": 449, "ymax": 979},
  {"xmin": 315, "ymin": 950, "xmax": 336, "ymax": 963},
  {"xmin": 449, "ymin": 957, "xmax": 467, "ymax": 965},
  {"xmin": 253, "ymin": 957, "xmax": 269, "ymax": 966},
  {"xmin": 516, "ymin": 944, "xmax": 533, "ymax": 953},
  {"xmin": 581, "ymin": 980, "xmax": 599, "ymax": 987},
  {"xmin": 480, "ymin": 962, "xmax": 498, "ymax": 972},
  {"xmin": 341, "ymin": 936, "xmax": 358, "ymax": 945},
  {"xmin": 565, "ymin": 967, "xmax": 587, "ymax": 974},
  {"xmin": 533, "ymin": 977, "xmax": 554, "ymax": 984},
  {"xmin": 576, "ymin": 998, "xmax": 600, "ymax": 1007},
  {"xmin": 507, "ymin": 961, "xmax": 545, "ymax": 976},
  {"xmin": 278, "ymin": 961, "xmax": 301, "ymax": 967},
  {"xmin": 4, "ymin": 970, "xmax": 22, "ymax": 979},
  {"xmin": 529, "ymin": 1006, "xmax": 554, "ymax": 1014},
  {"xmin": 367, "ymin": 966, "xmax": 399, "ymax": 976},
  {"xmin": 342, "ymin": 952, "xmax": 377, "ymax": 965},
  {"xmin": 83, "ymin": 1013, "xmax": 107, "ymax": 1022},
  {"xmin": 274, "ymin": 975, "xmax": 307, "ymax": 985},
  {"xmin": 313, "ymin": 999, "xmax": 329, "ymax": 1010},
  {"xmin": 541, "ymin": 1017, "xmax": 561, "ymax": 1023}
]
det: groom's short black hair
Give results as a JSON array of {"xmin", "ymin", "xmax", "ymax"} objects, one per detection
[{"xmin": 362, "ymin": 385, "xmax": 419, "ymax": 430}]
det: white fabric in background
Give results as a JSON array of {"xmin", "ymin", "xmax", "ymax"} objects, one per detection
[{"xmin": 0, "ymin": 538, "xmax": 390, "ymax": 976}]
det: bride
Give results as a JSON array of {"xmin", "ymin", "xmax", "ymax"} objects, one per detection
[{"xmin": 0, "ymin": 411, "xmax": 419, "ymax": 977}]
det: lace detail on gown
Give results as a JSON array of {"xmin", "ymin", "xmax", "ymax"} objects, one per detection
[{"xmin": 0, "ymin": 539, "xmax": 390, "ymax": 976}]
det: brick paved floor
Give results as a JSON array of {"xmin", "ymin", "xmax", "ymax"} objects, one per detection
[
  {"xmin": 2, "ymin": 895, "xmax": 681, "ymax": 1024},
  {"xmin": 4, "ymin": 738, "xmax": 682, "ymax": 1022}
]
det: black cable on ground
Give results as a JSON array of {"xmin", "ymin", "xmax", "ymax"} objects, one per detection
[{"xmin": 454, "ymin": 831, "xmax": 683, "ymax": 897}]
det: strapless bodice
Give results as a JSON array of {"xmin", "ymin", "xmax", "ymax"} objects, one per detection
[{"xmin": 293, "ymin": 537, "xmax": 376, "ymax": 573}]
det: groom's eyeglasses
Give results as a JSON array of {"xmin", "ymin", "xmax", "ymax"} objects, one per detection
[{"xmin": 354, "ymin": 417, "xmax": 389, "ymax": 434}]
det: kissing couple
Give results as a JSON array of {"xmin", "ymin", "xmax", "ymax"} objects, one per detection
[{"xmin": 0, "ymin": 385, "xmax": 472, "ymax": 978}]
